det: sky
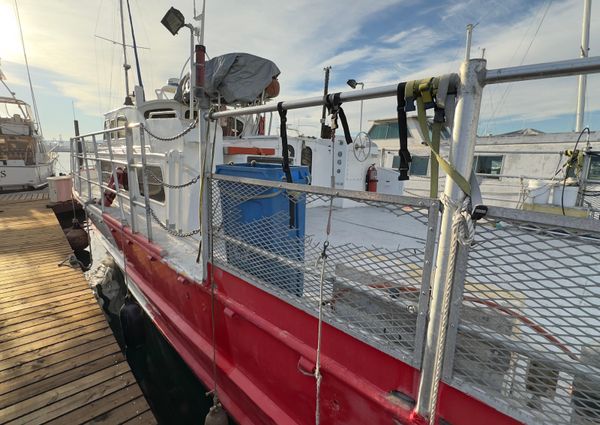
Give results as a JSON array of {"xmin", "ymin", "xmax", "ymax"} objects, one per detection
[{"xmin": 0, "ymin": 0, "xmax": 598, "ymax": 141}]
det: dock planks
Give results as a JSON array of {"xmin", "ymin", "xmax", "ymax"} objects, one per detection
[{"xmin": 0, "ymin": 198, "xmax": 156, "ymax": 424}]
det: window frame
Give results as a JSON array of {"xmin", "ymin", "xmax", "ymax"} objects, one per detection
[
  {"xmin": 587, "ymin": 153, "xmax": 600, "ymax": 182},
  {"xmin": 473, "ymin": 155, "xmax": 503, "ymax": 178}
]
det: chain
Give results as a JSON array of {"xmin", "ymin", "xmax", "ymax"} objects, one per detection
[
  {"xmin": 145, "ymin": 168, "xmax": 201, "ymax": 189},
  {"xmin": 146, "ymin": 205, "xmax": 201, "ymax": 237},
  {"xmin": 142, "ymin": 117, "xmax": 199, "ymax": 141}
]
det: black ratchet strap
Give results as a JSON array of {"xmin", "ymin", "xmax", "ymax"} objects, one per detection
[
  {"xmin": 277, "ymin": 102, "xmax": 296, "ymax": 228},
  {"xmin": 326, "ymin": 93, "xmax": 353, "ymax": 144},
  {"xmin": 397, "ymin": 82, "xmax": 411, "ymax": 181}
]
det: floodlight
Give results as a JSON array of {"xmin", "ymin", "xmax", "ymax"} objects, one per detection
[{"xmin": 161, "ymin": 7, "xmax": 186, "ymax": 36}]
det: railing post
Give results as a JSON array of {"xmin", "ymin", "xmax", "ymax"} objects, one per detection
[
  {"xmin": 106, "ymin": 131, "xmax": 126, "ymax": 222},
  {"xmin": 200, "ymin": 120, "xmax": 212, "ymax": 281},
  {"xmin": 139, "ymin": 126, "xmax": 153, "ymax": 242},
  {"xmin": 81, "ymin": 136, "xmax": 92, "ymax": 200},
  {"xmin": 415, "ymin": 58, "xmax": 486, "ymax": 418},
  {"xmin": 413, "ymin": 200, "xmax": 440, "ymax": 369},
  {"xmin": 91, "ymin": 135, "xmax": 104, "ymax": 212},
  {"xmin": 124, "ymin": 126, "xmax": 137, "ymax": 233}
]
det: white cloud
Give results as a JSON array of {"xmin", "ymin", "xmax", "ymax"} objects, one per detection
[{"xmin": 1, "ymin": 0, "xmax": 598, "ymax": 139}]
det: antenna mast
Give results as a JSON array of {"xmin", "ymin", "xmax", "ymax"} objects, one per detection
[
  {"xmin": 125, "ymin": 0, "xmax": 143, "ymax": 91},
  {"xmin": 119, "ymin": 0, "xmax": 133, "ymax": 105},
  {"xmin": 14, "ymin": 1, "xmax": 43, "ymax": 136},
  {"xmin": 575, "ymin": 0, "xmax": 591, "ymax": 132}
]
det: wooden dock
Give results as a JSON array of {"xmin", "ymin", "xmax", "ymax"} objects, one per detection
[{"xmin": 0, "ymin": 195, "xmax": 156, "ymax": 424}]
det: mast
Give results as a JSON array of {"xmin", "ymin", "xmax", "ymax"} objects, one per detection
[
  {"xmin": 14, "ymin": 0, "xmax": 43, "ymax": 136},
  {"xmin": 119, "ymin": 0, "xmax": 133, "ymax": 105},
  {"xmin": 575, "ymin": 0, "xmax": 591, "ymax": 132},
  {"xmin": 320, "ymin": 66, "xmax": 331, "ymax": 138},
  {"xmin": 125, "ymin": 0, "xmax": 143, "ymax": 91}
]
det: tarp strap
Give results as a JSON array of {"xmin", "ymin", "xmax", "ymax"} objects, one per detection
[
  {"xmin": 409, "ymin": 79, "xmax": 472, "ymax": 198},
  {"xmin": 326, "ymin": 93, "xmax": 353, "ymax": 144},
  {"xmin": 277, "ymin": 101, "xmax": 296, "ymax": 228},
  {"xmin": 396, "ymin": 82, "xmax": 411, "ymax": 181}
]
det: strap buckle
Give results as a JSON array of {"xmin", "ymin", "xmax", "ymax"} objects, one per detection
[
  {"xmin": 470, "ymin": 204, "xmax": 488, "ymax": 221},
  {"xmin": 418, "ymin": 79, "xmax": 436, "ymax": 109}
]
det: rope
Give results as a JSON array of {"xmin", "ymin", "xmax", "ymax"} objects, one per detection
[
  {"xmin": 145, "ymin": 168, "xmax": 201, "ymax": 189},
  {"xmin": 314, "ymin": 240, "xmax": 329, "ymax": 425},
  {"xmin": 313, "ymin": 107, "xmax": 340, "ymax": 425},
  {"xmin": 142, "ymin": 117, "xmax": 198, "ymax": 141},
  {"xmin": 428, "ymin": 195, "xmax": 474, "ymax": 425}
]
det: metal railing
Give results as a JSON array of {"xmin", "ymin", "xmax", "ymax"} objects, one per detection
[
  {"xmin": 208, "ymin": 174, "xmax": 440, "ymax": 368},
  {"xmin": 441, "ymin": 206, "xmax": 600, "ymax": 425},
  {"xmin": 69, "ymin": 53, "xmax": 600, "ymax": 425},
  {"xmin": 70, "ymin": 123, "xmax": 202, "ymax": 242}
]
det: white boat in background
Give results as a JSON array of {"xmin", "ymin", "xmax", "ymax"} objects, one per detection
[
  {"xmin": 0, "ymin": 93, "xmax": 55, "ymax": 191},
  {"xmin": 368, "ymin": 117, "xmax": 600, "ymax": 218},
  {"xmin": 0, "ymin": 3, "xmax": 55, "ymax": 193}
]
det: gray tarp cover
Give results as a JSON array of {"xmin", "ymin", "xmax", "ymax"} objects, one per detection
[{"xmin": 204, "ymin": 53, "xmax": 280, "ymax": 104}]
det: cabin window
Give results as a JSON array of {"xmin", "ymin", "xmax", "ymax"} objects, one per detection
[
  {"xmin": 391, "ymin": 155, "xmax": 428, "ymax": 176},
  {"xmin": 288, "ymin": 145, "xmax": 295, "ymax": 159},
  {"xmin": 474, "ymin": 155, "xmax": 503, "ymax": 177},
  {"xmin": 301, "ymin": 146, "xmax": 312, "ymax": 174},
  {"xmin": 588, "ymin": 154, "xmax": 600, "ymax": 181},
  {"xmin": 137, "ymin": 166, "xmax": 166, "ymax": 203},
  {"xmin": 411, "ymin": 156, "xmax": 429, "ymax": 176},
  {"xmin": 368, "ymin": 122, "xmax": 411, "ymax": 140},
  {"xmin": 116, "ymin": 116, "xmax": 127, "ymax": 139},
  {"xmin": 145, "ymin": 109, "xmax": 177, "ymax": 119}
]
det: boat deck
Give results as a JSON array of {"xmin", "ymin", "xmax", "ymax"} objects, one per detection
[{"xmin": 0, "ymin": 197, "xmax": 156, "ymax": 424}]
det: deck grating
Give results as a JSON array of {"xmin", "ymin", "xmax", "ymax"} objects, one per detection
[{"xmin": 0, "ymin": 198, "xmax": 156, "ymax": 424}]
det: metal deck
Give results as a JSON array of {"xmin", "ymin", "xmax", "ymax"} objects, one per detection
[{"xmin": 0, "ymin": 197, "xmax": 156, "ymax": 424}]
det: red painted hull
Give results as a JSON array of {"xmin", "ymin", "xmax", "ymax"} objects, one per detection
[{"xmin": 104, "ymin": 213, "xmax": 522, "ymax": 425}]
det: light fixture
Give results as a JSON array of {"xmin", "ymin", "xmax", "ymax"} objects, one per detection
[
  {"xmin": 346, "ymin": 78, "xmax": 365, "ymax": 132},
  {"xmin": 161, "ymin": 7, "xmax": 186, "ymax": 36}
]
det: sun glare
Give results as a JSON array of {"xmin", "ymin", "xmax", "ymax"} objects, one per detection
[{"xmin": 0, "ymin": 4, "xmax": 22, "ymax": 61}]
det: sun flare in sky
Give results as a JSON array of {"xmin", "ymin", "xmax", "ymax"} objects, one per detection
[{"xmin": 0, "ymin": 3, "xmax": 22, "ymax": 63}]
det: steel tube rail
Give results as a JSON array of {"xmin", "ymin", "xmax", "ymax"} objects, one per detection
[
  {"xmin": 76, "ymin": 174, "xmax": 147, "ymax": 210},
  {"xmin": 485, "ymin": 56, "xmax": 600, "ymax": 85},
  {"xmin": 125, "ymin": 127, "xmax": 137, "ymax": 232},
  {"xmin": 72, "ymin": 125, "xmax": 129, "ymax": 140},
  {"xmin": 576, "ymin": 0, "xmax": 592, "ymax": 132},
  {"xmin": 106, "ymin": 133, "xmax": 127, "ymax": 222},
  {"xmin": 416, "ymin": 58, "xmax": 487, "ymax": 418},
  {"xmin": 207, "ymin": 83, "xmax": 452, "ymax": 120},
  {"xmin": 139, "ymin": 128, "xmax": 153, "ymax": 242},
  {"xmin": 210, "ymin": 173, "xmax": 437, "ymax": 208},
  {"xmin": 91, "ymin": 135, "xmax": 105, "ymax": 213}
]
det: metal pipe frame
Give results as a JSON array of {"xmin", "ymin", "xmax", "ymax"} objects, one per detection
[
  {"xmin": 139, "ymin": 128, "xmax": 153, "ymax": 241},
  {"xmin": 575, "ymin": 0, "xmax": 592, "ymax": 132},
  {"xmin": 485, "ymin": 56, "xmax": 600, "ymax": 85},
  {"xmin": 202, "ymin": 56, "xmax": 600, "ymax": 123},
  {"xmin": 207, "ymin": 83, "xmax": 439, "ymax": 120},
  {"xmin": 415, "ymin": 58, "xmax": 487, "ymax": 418},
  {"xmin": 210, "ymin": 173, "xmax": 438, "ymax": 208}
]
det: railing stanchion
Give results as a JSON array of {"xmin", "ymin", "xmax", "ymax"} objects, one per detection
[
  {"xmin": 106, "ymin": 131, "xmax": 126, "ymax": 222},
  {"xmin": 91, "ymin": 134, "xmax": 104, "ymax": 212},
  {"xmin": 124, "ymin": 126, "xmax": 137, "ymax": 233},
  {"xmin": 139, "ymin": 125, "xmax": 153, "ymax": 242},
  {"xmin": 415, "ymin": 58, "xmax": 486, "ymax": 420}
]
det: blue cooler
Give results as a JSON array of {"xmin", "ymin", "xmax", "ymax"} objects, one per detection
[{"xmin": 215, "ymin": 163, "xmax": 310, "ymax": 296}]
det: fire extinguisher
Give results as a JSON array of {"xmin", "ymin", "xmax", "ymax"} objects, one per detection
[{"xmin": 366, "ymin": 164, "xmax": 378, "ymax": 192}]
